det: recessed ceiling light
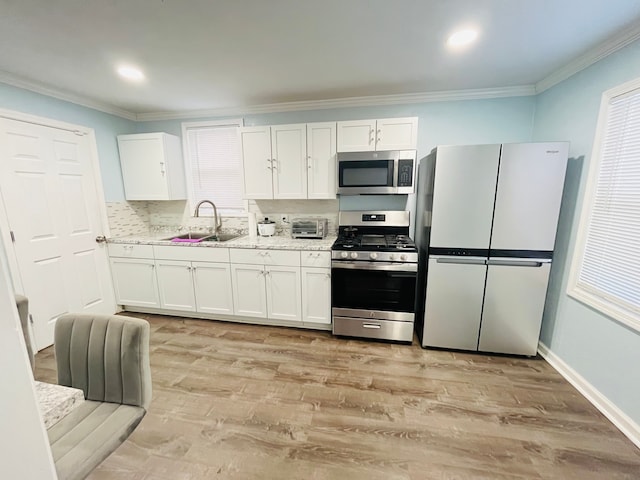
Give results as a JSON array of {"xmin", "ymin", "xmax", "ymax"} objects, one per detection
[
  {"xmin": 447, "ymin": 29, "xmax": 479, "ymax": 48},
  {"xmin": 117, "ymin": 65, "xmax": 145, "ymax": 82}
]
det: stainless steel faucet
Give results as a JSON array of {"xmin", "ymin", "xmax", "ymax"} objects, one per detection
[{"xmin": 193, "ymin": 200, "xmax": 221, "ymax": 235}]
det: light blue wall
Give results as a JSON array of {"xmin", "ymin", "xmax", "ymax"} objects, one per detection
[
  {"xmin": 532, "ymin": 41, "xmax": 640, "ymax": 424},
  {"xmin": 0, "ymin": 83, "xmax": 137, "ymax": 201},
  {"xmin": 139, "ymin": 96, "xmax": 536, "ymax": 211}
]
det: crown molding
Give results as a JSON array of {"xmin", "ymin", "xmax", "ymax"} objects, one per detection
[
  {"xmin": 536, "ymin": 22, "xmax": 640, "ymax": 94},
  {"xmin": 135, "ymin": 85, "xmax": 537, "ymax": 121},
  {"xmin": 0, "ymin": 71, "xmax": 137, "ymax": 121}
]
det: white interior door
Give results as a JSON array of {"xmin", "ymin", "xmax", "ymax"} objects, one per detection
[{"xmin": 0, "ymin": 118, "xmax": 115, "ymax": 350}]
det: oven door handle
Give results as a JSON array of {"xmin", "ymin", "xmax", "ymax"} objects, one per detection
[{"xmin": 331, "ymin": 261, "xmax": 417, "ymax": 272}]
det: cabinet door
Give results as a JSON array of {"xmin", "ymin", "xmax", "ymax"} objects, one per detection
[
  {"xmin": 110, "ymin": 258, "xmax": 159, "ymax": 308},
  {"xmin": 478, "ymin": 261, "xmax": 551, "ymax": 356},
  {"xmin": 336, "ymin": 119, "xmax": 377, "ymax": 152},
  {"xmin": 307, "ymin": 122, "xmax": 337, "ymax": 199},
  {"xmin": 423, "ymin": 257, "xmax": 486, "ymax": 350},
  {"xmin": 193, "ymin": 262, "xmax": 234, "ymax": 315},
  {"xmin": 117, "ymin": 133, "xmax": 171, "ymax": 200},
  {"xmin": 239, "ymin": 126, "xmax": 273, "ymax": 199},
  {"xmin": 376, "ymin": 117, "xmax": 418, "ymax": 150},
  {"xmin": 271, "ymin": 124, "xmax": 307, "ymax": 199},
  {"xmin": 301, "ymin": 267, "xmax": 331, "ymax": 325},
  {"xmin": 266, "ymin": 266, "xmax": 302, "ymax": 322},
  {"xmin": 155, "ymin": 260, "xmax": 196, "ymax": 312},
  {"xmin": 231, "ymin": 264, "xmax": 267, "ymax": 318}
]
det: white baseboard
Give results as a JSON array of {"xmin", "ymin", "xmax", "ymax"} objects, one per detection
[{"xmin": 538, "ymin": 342, "xmax": 640, "ymax": 450}]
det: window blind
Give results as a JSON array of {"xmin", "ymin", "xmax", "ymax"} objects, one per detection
[
  {"xmin": 184, "ymin": 124, "xmax": 243, "ymax": 214},
  {"xmin": 573, "ymin": 87, "xmax": 640, "ymax": 327}
]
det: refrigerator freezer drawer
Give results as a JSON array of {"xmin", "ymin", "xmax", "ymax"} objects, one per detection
[
  {"xmin": 423, "ymin": 258, "xmax": 486, "ymax": 350},
  {"xmin": 478, "ymin": 262, "xmax": 551, "ymax": 355},
  {"xmin": 333, "ymin": 315, "xmax": 414, "ymax": 342}
]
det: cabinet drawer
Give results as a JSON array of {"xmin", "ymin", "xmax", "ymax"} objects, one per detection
[
  {"xmin": 153, "ymin": 245, "xmax": 230, "ymax": 262},
  {"xmin": 230, "ymin": 248, "xmax": 300, "ymax": 266},
  {"xmin": 301, "ymin": 251, "xmax": 331, "ymax": 268},
  {"xmin": 108, "ymin": 243, "xmax": 154, "ymax": 259}
]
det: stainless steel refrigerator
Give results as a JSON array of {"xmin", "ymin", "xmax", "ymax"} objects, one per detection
[{"xmin": 415, "ymin": 142, "xmax": 568, "ymax": 355}]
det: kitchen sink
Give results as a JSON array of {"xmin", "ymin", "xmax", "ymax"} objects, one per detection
[{"xmin": 164, "ymin": 232, "xmax": 241, "ymax": 243}]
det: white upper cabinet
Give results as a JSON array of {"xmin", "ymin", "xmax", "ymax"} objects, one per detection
[
  {"xmin": 306, "ymin": 122, "xmax": 337, "ymax": 199},
  {"xmin": 240, "ymin": 123, "xmax": 336, "ymax": 200},
  {"xmin": 337, "ymin": 117, "xmax": 418, "ymax": 152},
  {"xmin": 375, "ymin": 117, "xmax": 419, "ymax": 151},
  {"xmin": 271, "ymin": 124, "xmax": 307, "ymax": 199},
  {"xmin": 239, "ymin": 126, "xmax": 273, "ymax": 199},
  {"xmin": 335, "ymin": 119, "xmax": 377, "ymax": 152},
  {"xmin": 117, "ymin": 132, "xmax": 186, "ymax": 200}
]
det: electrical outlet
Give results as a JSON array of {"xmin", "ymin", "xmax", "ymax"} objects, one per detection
[{"xmin": 281, "ymin": 214, "xmax": 290, "ymax": 224}]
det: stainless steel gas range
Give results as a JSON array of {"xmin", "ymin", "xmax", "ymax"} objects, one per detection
[{"xmin": 331, "ymin": 211, "xmax": 418, "ymax": 343}]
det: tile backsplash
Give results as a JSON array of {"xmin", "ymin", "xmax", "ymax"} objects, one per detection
[{"xmin": 106, "ymin": 199, "xmax": 339, "ymax": 237}]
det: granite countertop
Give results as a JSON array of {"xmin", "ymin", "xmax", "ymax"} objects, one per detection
[
  {"xmin": 35, "ymin": 381, "xmax": 85, "ymax": 429},
  {"xmin": 108, "ymin": 233, "xmax": 337, "ymax": 251}
]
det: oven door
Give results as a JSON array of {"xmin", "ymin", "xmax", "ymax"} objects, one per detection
[{"xmin": 331, "ymin": 261, "xmax": 417, "ymax": 320}]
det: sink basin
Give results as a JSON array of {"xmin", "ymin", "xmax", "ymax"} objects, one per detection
[
  {"xmin": 201, "ymin": 233, "xmax": 242, "ymax": 242},
  {"xmin": 163, "ymin": 232, "xmax": 241, "ymax": 243}
]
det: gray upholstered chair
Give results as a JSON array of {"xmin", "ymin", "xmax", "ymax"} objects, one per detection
[
  {"xmin": 15, "ymin": 294, "xmax": 35, "ymax": 371},
  {"xmin": 48, "ymin": 313, "xmax": 152, "ymax": 480}
]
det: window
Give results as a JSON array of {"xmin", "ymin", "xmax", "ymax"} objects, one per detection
[
  {"xmin": 568, "ymin": 78, "xmax": 640, "ymax": 332},
  {"xmin": 182, "ymin": 119, "xmax": 244, "ymax": 215}
]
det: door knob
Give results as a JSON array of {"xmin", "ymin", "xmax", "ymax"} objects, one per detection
[{"xmin": 95, "ymin": 235, "xmax": 107, "ymax": 243}]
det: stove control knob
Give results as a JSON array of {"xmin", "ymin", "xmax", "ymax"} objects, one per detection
[
  {"xmin": 340, "ymin": 251, "xmax": 348, "ymax": 259},
  {"xmin": 389, "ymin": 254, "xmax": 396, "ymax": 261},
  {"xmin": 369, "ymin": 252, "xmax": 378, "ymax": 260},
  {"xmin": 400, "ymin": 254, "xmax": 408, "ymax": 261},
  {"xmin": 350, "ymin": 252, "xmax": 358, "ymax": 259}
]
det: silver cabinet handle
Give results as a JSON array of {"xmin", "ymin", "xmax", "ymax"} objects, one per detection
[
  {"xmin": 362, "ymin": 323, "xmax": 381, "ymax": 329},
  {"xmin": 95, "ymin": 235, "xmax": 107, "ymax": 243}
]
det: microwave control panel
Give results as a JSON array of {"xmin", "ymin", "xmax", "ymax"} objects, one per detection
[{"xmin": 397, "ymin": 159, "xmax": 414, "ymax": 187}]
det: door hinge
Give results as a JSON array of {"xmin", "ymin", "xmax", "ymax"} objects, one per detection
[
  {"xmin": 29, "ymin": 314, "xmax": 34, "ymax": 325},
  {"xmin": 10, "ymin": 230, "xmax": 15, "ymax": 243}
]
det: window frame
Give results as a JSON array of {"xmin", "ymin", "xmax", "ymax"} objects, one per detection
[
  {"xmin": 567, "ymin": 76, "xmax": 640, "ymax": 333},
  {"xmin": 181, "ymin": 118, "xmax": 246, "ymax": 216}
]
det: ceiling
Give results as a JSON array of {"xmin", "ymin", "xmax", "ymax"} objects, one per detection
[{"xmin": 1, "ymin": 0, "xmax": 640, "ymax": 119}]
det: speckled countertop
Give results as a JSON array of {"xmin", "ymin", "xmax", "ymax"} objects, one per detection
[
  {"xmin": 108, "ymin": 233, "xmax": 337, "ymax": 251},
  {"xmin": 35, "ymin": 381, "xmax": 85, "ymax": 429}
]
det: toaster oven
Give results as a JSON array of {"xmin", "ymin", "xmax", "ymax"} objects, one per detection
[{"xmin": 291, "ymin": 218, "xmax": 328, "ymax": 239}]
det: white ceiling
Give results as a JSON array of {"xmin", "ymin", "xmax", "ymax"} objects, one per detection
[{"xmin": 1, "ymin": 0, "xmax": 640, "ymax": 118}]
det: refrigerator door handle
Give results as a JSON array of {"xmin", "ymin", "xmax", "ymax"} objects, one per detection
[
  {"xmin": 433, "ymin": 256, "xmax": 487, "ymax": 265},
  {"xmin": 487, "ymin": 258, "xmax": 550, "ymax": 267}
]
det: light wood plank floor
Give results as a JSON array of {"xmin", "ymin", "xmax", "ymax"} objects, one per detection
[{"xmin": 35, "ymin": 314, "xmax": 640, "ymax": 479}]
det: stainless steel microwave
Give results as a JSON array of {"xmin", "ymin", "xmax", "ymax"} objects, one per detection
[{"xmin": 337, "ymin": 150, "xmax": 416, "ymax": 195}]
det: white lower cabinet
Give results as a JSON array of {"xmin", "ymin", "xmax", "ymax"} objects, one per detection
[
  {"xmin": 229, "ymin": 248, "xmax": 302, "ymax": 322},
  {"xmin": 231, "ymin": 264, "xmax": 268, "ymax": 318},
  {"xmin": 109, "ymin": 245, "xmax": 330, "ymax": 330},
  {"xmin": 110, "ymin": 257, "xmax": 160, "ymax": 308},
  {"xmin": 193, "ymin": 262, "xmax": 234, "ymax": 315},
  {"xmin": 155, "ymin": 260, "xmax": 197, "ymax": 312},
  {"xmin": 301, "ymin": 267, "xmax": 331, "ymax": 326},
  {"xmin": 266, "ymin": 266, "xmax": 301, "ymax": 322}
]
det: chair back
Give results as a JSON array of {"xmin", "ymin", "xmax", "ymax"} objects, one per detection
[{"xmin": 55, "ymin": 313, "xmax": 152, "ymax": 410}]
